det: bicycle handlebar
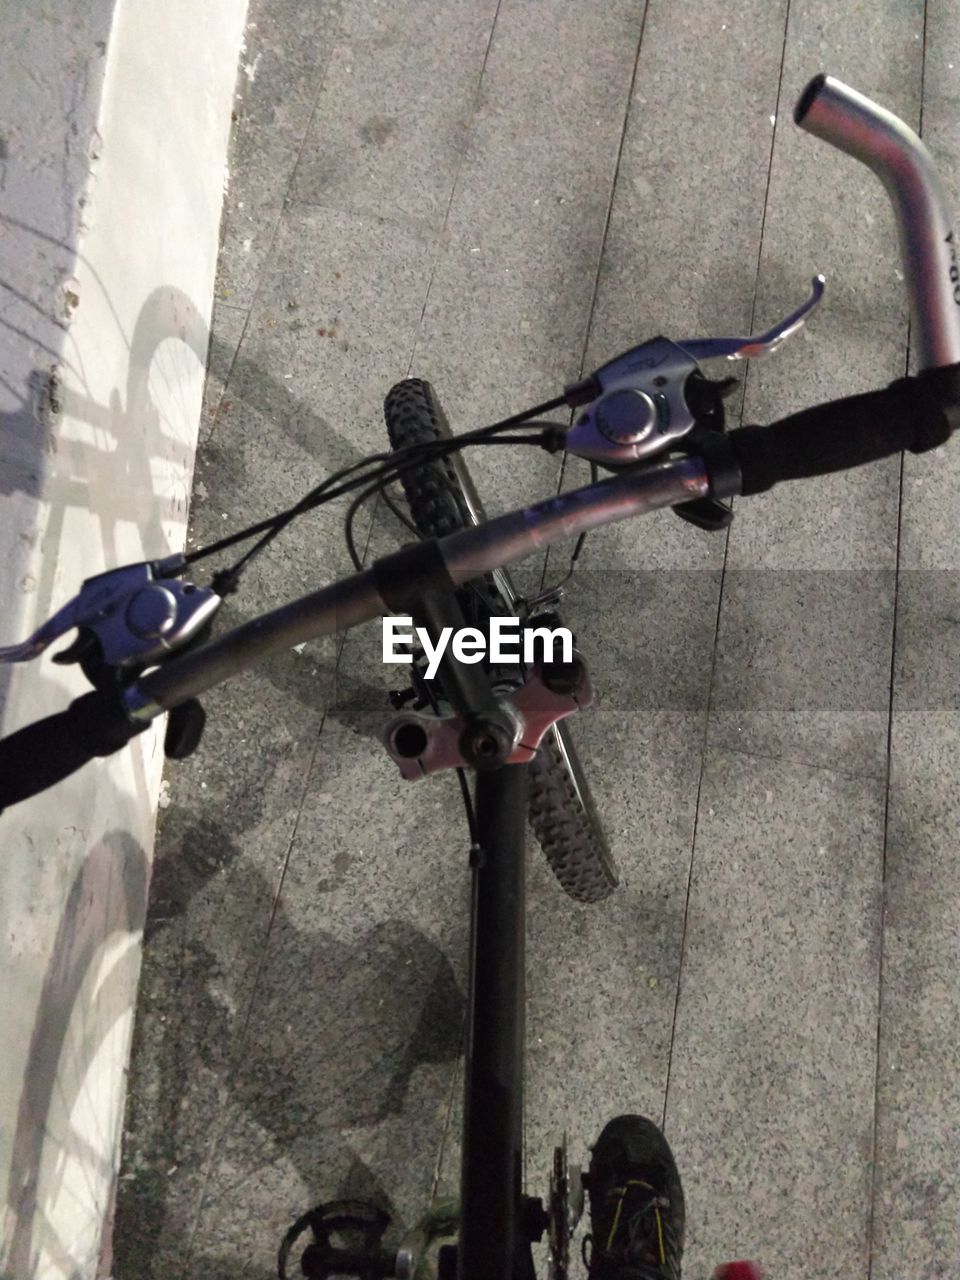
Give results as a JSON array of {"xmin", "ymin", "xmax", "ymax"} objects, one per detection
[
  {"xmin": 124, "ymin": 456, "xmax": 712, "ymax": 718},
  {"xmin": 0, "ymin": 379, "xmax": 954, "ymax": 813},
  {"xmin": 796, "ymin": 74, "xmax": 960, "ymax": 370},
  {"xmin": 728, "ymin": 363, "xmax": 960, "ymax": 495},
  {"xmin": 2, "ymin": 73, "xmax": 960, "ymax": 813},
  {"xmin": 1, "ymin": 357, "xmax": 958, "ymax": 807},
  {"xmin": 123, "ymin": 356, "xmax": 960, "ymax": 721}
]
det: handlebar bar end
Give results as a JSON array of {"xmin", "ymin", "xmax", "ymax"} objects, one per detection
[{"xmin": 794, "ymin": 73, "xmax": 827, "ymax": 126}]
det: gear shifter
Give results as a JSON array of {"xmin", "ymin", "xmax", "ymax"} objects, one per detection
[
  {"xmin": 565, "ymin": 275, "xmax": 826, "ymax": 468},
  {"xmin": 0, "ymin": 555, "xmax": 221, "ymax": 676}
]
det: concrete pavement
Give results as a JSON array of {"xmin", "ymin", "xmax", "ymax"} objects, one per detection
[{"xmin": 113, "ymin": 2, "xmax": 960, "ymax": 1277}]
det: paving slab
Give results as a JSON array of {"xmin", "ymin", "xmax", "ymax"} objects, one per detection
[
  {"xmin": 115, "ymin": 363, "xmax": 348, "ymax": 1278},
  {"xmin": 521, "ymin": 569, "xmax": 720, "ymax": 1173},
  {"xmin": 517, "ymin": 0, "xmax": 792, "ymax": 1240},
  {"xmin": 570, "ymin": 0, "xmax": 791, "ymax": 575},
  {"xmin": 874, "ymin": 590, "xmax": 960, "ymax": 1279},
  {"xmin": 408, "ymin": 0, "xmax": 652, "ymax": 590},
  {"xmin": 723, "ymin": 0, "xmax": 918, "ymax": 576},
  {"xmin": 291, "ymin": 0, "xmax": 499, "ymax": 232},
  {"xmin": 872, "ymin": 1, "xmax": 960, "ymax": 1266},
  {"xmin": 118, "ymin": 2, "xmax": 499, "ymax": 1271},
  {"xmin": 215, "ymin": 0, "xmax": 344, "ymax": 310},
  {"xmin": 707, "ymin": 568, "xmax": 895, "ymax": 779},
  {"xmin": 202, "ymin": 202, "xmax": 442, "ymax": 611},
  {"xmin": 672, "ymin": 2, "xmax": 922, "ymax": 1276},
  {"xmin": 668, "ymin": 747, "xmax": 884, "ymax": 1278},
  {"xmin": 116, "ymin": 168, "xmax": 452, "ymax": 1280},
  {"xmin": 180, "ymin": 554, "xmax": 474, "ymax": 1269},
  {"xmin": 113, "ymin": 638, "xmax": 333, "ymax": 1278}
]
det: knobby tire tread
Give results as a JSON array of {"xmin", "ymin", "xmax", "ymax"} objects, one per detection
[{"xmin": 383, "ymin": 377, "xmax": 617, "ymax": 904}]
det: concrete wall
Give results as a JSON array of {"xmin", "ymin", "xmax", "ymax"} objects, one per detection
[{"xmin": 0, "ymin": 0, "xmax": 248, "ymax": 1274}]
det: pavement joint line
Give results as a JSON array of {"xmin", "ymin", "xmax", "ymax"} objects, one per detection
[
  {"xmin": 336, "ymin": 1, "xmax": 506, "ymax": 1199},
  {"xmin": 282, "ymin": 194, "xmax": 443, "ymax": 244},
  {"xmin": 204, "ymin": 0, "xmax": 348, "ymax": 458},
  {"xmin": 205, "ymin": 299, "xmax": 256, "ymax": 438},
  {"xmin": 659, "ymin": 568, "xmax": 724, "ymax": 1138},
  {"xmin": 867, "ymin": 17, "xmax": 927, "ymax": 1274},
  {"xmin": 406, "ymin": 0, "xmax": 504, "ymax": 376},
  {"xmin": 720, "ymin": 0, "xmax": 794, "ymax": 442},
  {"xmin": 701, "ymin": 739, "xmax": 889, "ymax": 786},
  {"xmin": 541, "ymin": 0, "xmax": 652, "ymax": 598},
  {"xmin": 867, "ymin": 451, "xmax": 905, "ymax": 1280},
  {"xmin": 180, "ymin": 698, "xmax": 333, "ymax": 1271},
  {"xmin": 661, "ymin": 0, "xmax": 793, "ymax": 1138},
  {"xmin": 177, "ymin": 5, "xmax": 354, "ymax": 1232}
]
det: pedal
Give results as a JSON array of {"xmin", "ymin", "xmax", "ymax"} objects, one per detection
[{"xmin": 278, "ymin": 1200, "xmax": 398, "ymax": 1280}]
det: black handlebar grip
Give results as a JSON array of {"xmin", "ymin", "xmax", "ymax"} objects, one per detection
[
  {"xmin": 0, "ymin": 689, "xmax": 148, "ymax": 812},
  {"xmin": 727, "ymin": 363, "xmax": 960, "ymax": 497}
]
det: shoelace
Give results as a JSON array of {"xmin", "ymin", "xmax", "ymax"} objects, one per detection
[{"xmin": 582, "ymin": 1179, "xmax": 679, "ymax": 1280}]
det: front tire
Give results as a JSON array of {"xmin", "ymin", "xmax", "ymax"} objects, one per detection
[{"xmin": 383, "ymin": 378, "xmax": 618, "ymax": 904}]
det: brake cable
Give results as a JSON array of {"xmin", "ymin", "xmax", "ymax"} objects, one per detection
[
  {"xmin": 534, "ymin": 459, "xmax": 599, "ymax": 600},
  {"xmin": 342, "ymin": 425, "xmax": 564, "ymax": 573},
  {"xmin": 184, "ymin": 395, "xmax": 570, "ymax": 593}
]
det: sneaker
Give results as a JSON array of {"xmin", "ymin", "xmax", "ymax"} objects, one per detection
[{"xmin": 583, "ymin": 1115, "xmax": 685, "ymax": 1280}]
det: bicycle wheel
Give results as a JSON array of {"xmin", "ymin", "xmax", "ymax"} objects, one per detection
[{"xmin": 383, "ymin": 378, "xmax": 618, "ymax": 904}]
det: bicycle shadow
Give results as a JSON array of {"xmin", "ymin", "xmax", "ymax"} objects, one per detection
[
  {"xmin": 1, "ymin": 208, "xmax": 449, "ymax": 1280},
  {"xmin": 0, "ymin": 247, "xmax": 218, "ymax": 1278},
  {"xmin": 0, "ymin": 260, "xmax": 209, "ymax": 724},
  {"xmin": 0, "ymin": 247, "xmax": 211, "ymax": 1274}
]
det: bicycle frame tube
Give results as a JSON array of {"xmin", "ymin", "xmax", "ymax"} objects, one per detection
[
  {"xmin": 459, "ymin": 762, "xmax": 530, "ymax": 1280},
  {"xmin": 413, "ymin": 585, "xmax": 532, "ymax": 1280}
]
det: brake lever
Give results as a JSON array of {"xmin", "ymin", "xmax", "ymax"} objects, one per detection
[
  {"xmin": 0, "ymin": 594, "xmax": 86, "ymax": 664},
  {"xmin": 564, "ymin": 274, "xmax": 825, "ymax": 468},
  {"xmin": 678, "ymin": 274, "xmax": 826, "ymax": 362},
  {"xmin": 0, "ymin": 554, "xmax": 222, "ymax": 672}
]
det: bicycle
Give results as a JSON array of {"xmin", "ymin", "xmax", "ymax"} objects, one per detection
[{"xmin": 2, "ymin": 73, "xmax": 959, "ymax": 1280}]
